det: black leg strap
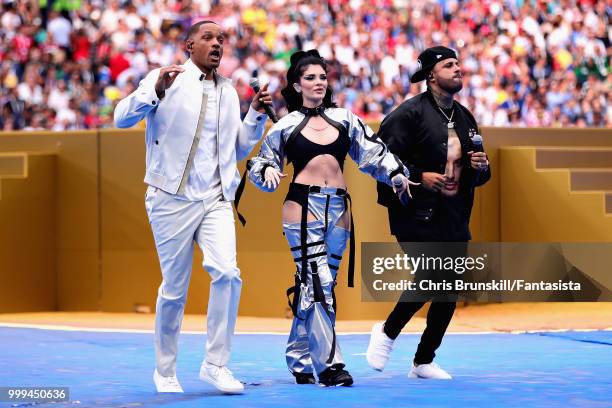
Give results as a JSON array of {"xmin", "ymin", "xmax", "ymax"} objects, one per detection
[
  {"xmin": 311, "ymin": 261, "xmax": 337, "ymax": 364},
  {"xmin": 332, "ymin": 281, "xmax": 337, "ymax": 315},
  {"xmin": 233, "ymin": 161, "xmax": 251, "ymax": 226},
  {"xmin": 294, "ymin": 251, "xmax": 328, "ymax": 263},
  {"xmin": 300, "ymin": 190, "xmax": 309, "ymax": 284},
  {"xmin": 345, "ymin": 194, "xmax": 356, "ymax": 288},
  {"xmin": 324, "ymin": 194, "xmax": 330, "ymax": 232},
  {"xmin": 326, "ymin": 327, "xmax": 337, "ymax": 365},
  {"xmin": 287, "ymin": 271, "xmax": 302, "ymax": 319},
  {"xmin": 290, "ymin": 241, "xmax": 325, "ymax": 251},
  {"xmin": 310, "ymin": 261, "xmax": 326, "ymax": 303}
]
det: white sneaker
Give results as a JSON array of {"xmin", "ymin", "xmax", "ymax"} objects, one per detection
[
  {"xmin": 199, "ymin": 362, "xmax": 245, "ymax": 394},
  {"xmin": 366, "ymin": 322, "xmax": 394, "ymax": 371},
  {"xmin": 409, "ymin": 362, "xmax": 452, "ymax": 379},
  {"xmin": 153, "ymin": 369, "xmax": 184, "ymax": 393}
]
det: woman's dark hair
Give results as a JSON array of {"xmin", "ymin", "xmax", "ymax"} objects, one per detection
[{"xmin": 280, "ymin": 49, "xmax": 337, "ymax": 112}]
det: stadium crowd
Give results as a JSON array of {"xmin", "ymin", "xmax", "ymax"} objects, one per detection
[{"xmin": 0, "ymin": 0, "xmax": 610, "ymax": 131}]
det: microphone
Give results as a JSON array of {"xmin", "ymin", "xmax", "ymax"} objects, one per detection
[
  {"xmin": 249, "ymin": 78, "xmax": 278, "ymax": 123},
  {"xmin": 392, "ymin": 175, "xmax": 409, "ymax": 206},
  {"xmin": 471, "ymin": 133, "xmax": 483, "ymax": 152},
  {"xmin": 471, "ymin": 133, "xmax": 488, "ymax": 170}
]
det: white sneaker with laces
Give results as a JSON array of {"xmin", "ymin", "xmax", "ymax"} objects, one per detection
[
  {"xmin": 409, "ymin": 362, "xmax": 452, "ymax": 379},
  {"xmin": 153, "ymin": 369, "xmax": 184, "ymax": 393},
  {"xmin": 199, "ymin": 362, "xmax": 245, "ymax": 394},
  {"xmin": 366, "ymin": 322, "xmax": 395, "ymax": 371}
]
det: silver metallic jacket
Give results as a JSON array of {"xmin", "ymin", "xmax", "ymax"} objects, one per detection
[{"xmin": 248, "ymin": 107, "xmax": 409, "ymax": 191}]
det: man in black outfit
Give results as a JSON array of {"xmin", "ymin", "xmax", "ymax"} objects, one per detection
[{"xmin": 366, "ymin": 46, "xmax": 491, "ymax": 379}]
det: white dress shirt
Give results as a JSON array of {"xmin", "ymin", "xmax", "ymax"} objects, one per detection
[{"xmin": 179, "ymin": 79, "xmax": 223, "ymax": 202}]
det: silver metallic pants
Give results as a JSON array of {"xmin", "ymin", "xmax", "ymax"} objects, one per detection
[{"xmin": 282, "ymin": 186, "xmax": 350, "ymax": 376}]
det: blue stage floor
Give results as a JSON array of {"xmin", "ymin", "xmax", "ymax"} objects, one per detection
[{"xmin": 1, "ymin": 327, "xmax": 610, "ymax": 407}]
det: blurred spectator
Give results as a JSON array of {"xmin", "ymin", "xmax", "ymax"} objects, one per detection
[
  {"xmin": 0, "ymin": 0, "xmax": 610, "ymax": 131},
  {"xmin": 47, "ymin": 10, "xmax": 72, "ymax": 48}
]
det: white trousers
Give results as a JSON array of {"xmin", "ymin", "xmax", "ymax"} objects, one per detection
[{"xmin": 145, "ymin": 186, "xmax": 241, "ymax": 376}]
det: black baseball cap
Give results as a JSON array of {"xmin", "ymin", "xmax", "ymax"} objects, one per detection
[{"xmin": 410, "ymin": 46, "xmax": 459, "ymax": 83}]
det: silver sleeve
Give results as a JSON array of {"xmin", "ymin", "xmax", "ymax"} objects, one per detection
[
  {"xmin": 247, "ymin": 121, "xmax": 285, "ymax": 192},
  {"xmin": 347, "ymin": 111, "xmax": 409, "ymax": 186}
]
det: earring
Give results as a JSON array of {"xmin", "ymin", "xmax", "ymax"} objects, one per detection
[{"xmin": 293, "ymin": 84, "xmax": 301, "ymax": 93}]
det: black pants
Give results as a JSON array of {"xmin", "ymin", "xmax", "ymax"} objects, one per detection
[{"xmin": 383, "ymin": 232, "xmax": 458, "ymax": 365}]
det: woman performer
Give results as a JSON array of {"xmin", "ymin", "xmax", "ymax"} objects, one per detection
[{"xmin": 248, "ymin": 49, "xmax": 415, "ymax": 386}]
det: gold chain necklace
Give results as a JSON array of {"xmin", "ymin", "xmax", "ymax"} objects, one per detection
[{"xmin": 306, "ymin": 122, "xmax": 329, "ymax": 131}]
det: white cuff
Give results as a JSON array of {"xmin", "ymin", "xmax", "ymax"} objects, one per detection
[
  {"xmin": 244, "ymin": 106, "xmax": 267, "ymax": 126},
  {"xmin": 136, "ymin": 85, "xmax": 161, "ymax": 107}
]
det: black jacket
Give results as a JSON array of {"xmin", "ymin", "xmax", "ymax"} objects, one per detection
[{"xmin": 376, "ymin": 90, "xmax": 491, "ymax": 242}]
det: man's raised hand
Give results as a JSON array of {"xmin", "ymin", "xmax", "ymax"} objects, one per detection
[{"xmin": 155, "ymin": 65, "xmax": 186, "ymax": 99}]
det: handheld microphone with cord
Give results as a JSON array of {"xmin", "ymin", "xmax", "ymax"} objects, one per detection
[{"xmin": 249, "ymin": 78, "xmax": 278, "ymax": 123}]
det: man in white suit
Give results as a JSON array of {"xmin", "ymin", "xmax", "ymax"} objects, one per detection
[{"xmin": 114, "ymin": 20, "xmax": 271, "ymax": 394}]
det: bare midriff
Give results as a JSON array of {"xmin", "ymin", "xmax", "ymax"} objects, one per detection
[{"xmin": 282, "ymin": 116, "xmax": 349, "ymax": 227}]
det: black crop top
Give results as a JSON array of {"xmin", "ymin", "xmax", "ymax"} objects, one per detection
[{"xmin": 285, "ymin": 129, "xmax": 351, "ymax": 180}]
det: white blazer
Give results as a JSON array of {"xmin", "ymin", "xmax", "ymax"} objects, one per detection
[{"xmin": 114, "ymin": 59, "xmax": 267, "ymax": 200}]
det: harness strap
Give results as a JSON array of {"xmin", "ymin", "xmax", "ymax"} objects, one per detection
[
  {"xmin": 310, "ymin": 261, "xmax": 337, "ymax": 365},
  {"xmin": 233, "ymin": 159, "xmax": 256, "ymax": 226},
  {"xmin": 345, "ymin": 194, "xmax": 356, "ymax": 288},
  {"xmin": 286, "ymin": 271, "xmax": 302, "ymax": 319},
  {"xmin": 299, "ymin": 189, "xmax": 309, "ymax": 284}
]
